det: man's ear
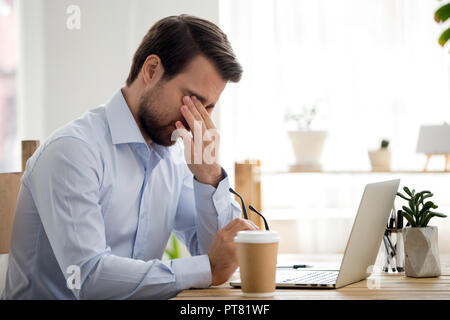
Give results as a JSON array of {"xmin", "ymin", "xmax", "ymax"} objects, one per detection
[{"xmin": 141, "ymin": 54, "xmax": 164, "ymax": 86}]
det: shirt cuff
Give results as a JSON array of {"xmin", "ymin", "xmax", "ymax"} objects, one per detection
[
  {"xmin": 172, "ymin": 254, "xmax": 211, "ymax": 291},
  {"xmin": 193, "ymin": 168, "xmax": 234, "ymax": 218}
]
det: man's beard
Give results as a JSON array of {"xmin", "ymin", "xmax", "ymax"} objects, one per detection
[{"xmin": 137, "ymin": 85, "xmax": 182, "ymax": 147}]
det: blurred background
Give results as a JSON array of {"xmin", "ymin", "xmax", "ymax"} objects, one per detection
[{"xmin": 1, "ymin": 0, "xmax": 449, "ymax": 258}]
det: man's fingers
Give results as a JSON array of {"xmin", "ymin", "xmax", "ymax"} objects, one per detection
[
  {"xmin": 181, "ymin": 96, "xmax": 218, "ymax": 149},
  {"xmin": 227, "ymin": 217, "xmax": 259, "ymax": 231},
  {"xmin": 180, "ymin": 105, "xmax": 197, "ymax": 132},
  {"xmin": 246, "ymin": 219, "xmax": 260, "ymax": 230},
  {"xmin": 229, "ymin": 219, "xmax": 258, "ymax": 236},
  {"xmin": 223, "ymin": 218, "xmax": 258, "ymax": 235},
  {"xmin": 174, "ymin": 122, "xmax": 191, "ymax": 143},
  {"xmin": 222, "ymin": 217, "xmax": 238, "ymax": 232},
  {"xmin": 180, "ymin": 104, "xmax": 208, "ymax": 138},
  {"xmin": 183, "ymin": 96, "xmax": 203, "ymax": 122},
  {"xmin": 183, "ymin": 96, "xmax": 209, "ymax": 134},
  {"xmin": 174, "ymin": 121, "xmax": 194, "ymax": 159},
  {"xmin": 174, "ymin": 121, "xmax": 191, "ymax": 140},
  {"xmin": 191, "ymin": 96, "xmax": 215, "ymax": 129}
]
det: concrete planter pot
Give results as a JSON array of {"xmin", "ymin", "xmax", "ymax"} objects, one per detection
[
  {"xmin": 368, "ymin": 149, "xmax": 391, "ymax": 171},
  {"xmin": 403, "ymin": 226, "xmax": 441, "ymax": 278},
  {"xmin": 288, "ymin": 130, "xmax": 327, "ymax": 170}
]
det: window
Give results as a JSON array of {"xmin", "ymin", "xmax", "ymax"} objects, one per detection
[
  {"xmin": 0, "ymin": 0, "xmax": 18, "ymax": 172},
  {"xmin": 219, "ymin": 0, "xmax": 450, "ymax": 172},
  {"xmin": 219, "ymin": 0, "xmax": 450, "ymax": 253}
]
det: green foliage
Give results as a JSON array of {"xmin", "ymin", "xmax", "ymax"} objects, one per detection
[
  {"xmin": 435, "ymin": 3, "xmax": 450, "ymax": 23},
  {"xmin": 439, "ymin": 28, "xmax": 450, "ymax": 47},
  {"xmin": 396, "ymin": 186, "xmax": 447, "ymax": 227},
  {"xmin": 380, "ymin": 139, "xmax": 389, "ymax": 149},
  {"xmin": 285, "ymin": 105, "xmax": 317, "ymax": 130},
  {"xmin": 435, "ymin": 2, "xmax": 450, "ymax": 47},
  {"xmin": 164, "ymin": 233, "xmax": 181, "ymax": 260}
]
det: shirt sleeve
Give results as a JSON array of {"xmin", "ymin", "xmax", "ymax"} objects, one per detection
[
  {"xmin": 24, "ymin": 137, "xmax": 211, "ymax": 299},
  {"xmin": 173, "ymin": 166, "xmax": 242, "ymax": 256}
]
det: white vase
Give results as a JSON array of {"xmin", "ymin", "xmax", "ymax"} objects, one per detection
[
  {"xmin": 288, "ymin": 130, "xmax": 327, "ymax": 170},
  {"xmin": 368, "ymin": 149, "xmax": 391, "ymax": 171},
  {"xmin": 403, "ymin": 226, "xmax": 441, "ymax": 278}
]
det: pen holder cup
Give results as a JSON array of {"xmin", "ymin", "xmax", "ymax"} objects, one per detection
[{"xmin": 382, "ymin": 228, "xmax": 404, "ymax": 273}]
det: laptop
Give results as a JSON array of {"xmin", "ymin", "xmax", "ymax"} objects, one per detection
[{"xmin": 230, "ymin": 179, "xmax": 400, "ymax": 289}]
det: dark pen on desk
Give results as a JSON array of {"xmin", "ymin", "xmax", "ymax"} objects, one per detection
[{"xmin": 276, "ymin": 264, "xmax": 313, "ymax": 269}]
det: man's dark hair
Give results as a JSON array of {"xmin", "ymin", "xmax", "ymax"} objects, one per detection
[{"xmin": 126, "ymin": 14, "xmax": 242, "ymax": 86}]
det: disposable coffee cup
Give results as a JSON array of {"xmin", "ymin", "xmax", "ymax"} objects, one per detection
[{"xmin": 234, "ymin": 230, "xmax": 279, "ymax": 297}]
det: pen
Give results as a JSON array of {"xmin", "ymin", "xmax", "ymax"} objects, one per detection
[
  {"xmin": 383, "ymin": 235, "xmax": 396, "ymax": 272},
  {"xmin": 385, "ymin": 231, "xmax": 396, "ymax": 256},
  {"xmin": 276, "ymin": 264, "xmax": 313, "ymax": 269},
  {"xmin": 382, "ymin": 236, "xmax": 390, "ymax": 272},
  {"xmin": 389, "ymin": 230, "xmax": 398, "ymax": 272},
  {"xmin": 396, "ymin": 210, "xmax": 405, "ymax": 272},
  {"xmin": 388, "ymin": 211, "xmax": 395, "ymax": 229},
  {"xmin": 397, "ymin": 210, "xmax": 403, "ymax": 229}
]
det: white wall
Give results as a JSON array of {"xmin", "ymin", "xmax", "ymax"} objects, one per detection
[{"xmin": 17, "ymin": 0, "xmax": 220, "ymax": 142}]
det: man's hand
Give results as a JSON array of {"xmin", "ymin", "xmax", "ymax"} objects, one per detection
[
  {"xmin": 207, "ymin": 218, "xmax": 259, "ymax": 286},
  {"xmin": 175, "ymin": 96, "xmax": 222, "ymax": 187}
]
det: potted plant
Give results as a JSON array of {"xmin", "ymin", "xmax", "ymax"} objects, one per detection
[
  {"xmin": 368, "ymin": 139, "xmax": 391, "ymax": 171},
  {"xmin": 285, "ymin": 105, "xmax": 327, "ymax": 171},
  {"xmin": 396, "ymin": 186, "xmax": 447, "ymax": 277}
]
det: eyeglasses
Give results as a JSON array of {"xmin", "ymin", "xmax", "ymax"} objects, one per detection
[{"xmin": 229, "ymin": 187, "xmax": 270, "ymax": 231}]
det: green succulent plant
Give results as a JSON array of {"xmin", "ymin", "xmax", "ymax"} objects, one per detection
[
  {"xmin": 396, "ymin": 186, "xmax": 447, "ymax": 227},
  {"xmin": 380, "ymin": 139, "xmax": 389, "ymax": 149},
  {"xmin": 435, "ymin": 2, "xmax": 450, "ymax": 47}
]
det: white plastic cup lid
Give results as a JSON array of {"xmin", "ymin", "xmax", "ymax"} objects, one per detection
[{"xmin": 234, "ymin": 230, "xmax": 279, "ymax": 244}]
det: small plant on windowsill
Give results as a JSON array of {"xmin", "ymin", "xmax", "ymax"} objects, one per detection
[
  {"xmin": 380, "ymin": 139, "xmax": 389, "ymax": 149},
  {"xmin": 368, "ymin": 139, "xmax": 391, "ymax": 171},
  {"xmin": 285, "ymin": 105, "xmax": 317, "ymax": 131},
  {"xmin": 396, "ymin": 186, "xmax": 447, "ymax": 277},
  {"xmin": 284, "ymin": 105, "xmax": 327, "ymax": 171}
]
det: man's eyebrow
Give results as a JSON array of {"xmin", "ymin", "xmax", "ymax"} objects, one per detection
[{"xmin": 185, "ymin": 90, "xmax": 215, "ymax": 108}]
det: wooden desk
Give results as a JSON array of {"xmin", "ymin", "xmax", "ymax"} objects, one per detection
[{"xmin": 173, "ymin": 254, "xmax": 450, "ymax": 300}]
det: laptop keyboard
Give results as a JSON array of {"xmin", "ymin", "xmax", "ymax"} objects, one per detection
[{"xmin": 277, "ymin": 271, "xmax": 339, "ymax": 286}]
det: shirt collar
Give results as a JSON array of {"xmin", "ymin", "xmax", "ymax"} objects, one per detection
[{"xmin": 105, "ymin": 88, "xmax": 170, "ymax": 159}]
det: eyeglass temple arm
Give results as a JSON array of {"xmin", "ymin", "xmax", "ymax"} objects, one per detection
[
  {"xmin": 229, "ymin": 187, "xmax": 249, "ymax": 220},
  {"xmin": 248, "ymin": 205, "xmax": 270, "ymax": 231}
]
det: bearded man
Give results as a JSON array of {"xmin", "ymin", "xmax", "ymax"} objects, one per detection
[{"xmin": 2, "ymin": 14, "xmax": 257, "ymax": 300}]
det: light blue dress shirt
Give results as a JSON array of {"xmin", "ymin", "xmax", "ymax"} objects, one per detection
[{"xmin": 1, "ymin": 89, "xmax": 241, "ymax": 299}]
